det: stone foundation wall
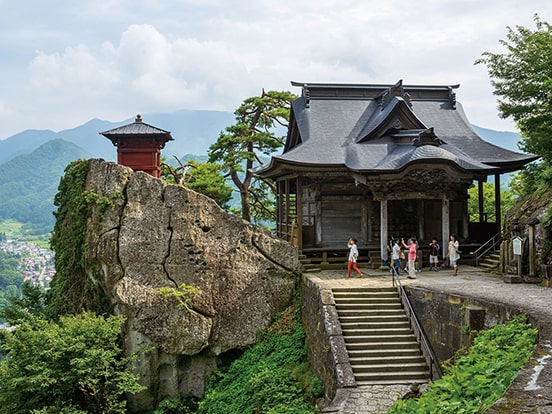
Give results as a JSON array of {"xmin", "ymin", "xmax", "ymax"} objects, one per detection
[
  {"xmin": 300, "ymin": 275, "xmax": 355, "ymax": 402},
  {"xmin": 406, "ymin": 286, "xmax": 522, "ymax": 364}
]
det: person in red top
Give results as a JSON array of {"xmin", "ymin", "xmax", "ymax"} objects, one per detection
[{"xmin": 401, "ymin": 238, "xmax": 417, "ymax": 279}]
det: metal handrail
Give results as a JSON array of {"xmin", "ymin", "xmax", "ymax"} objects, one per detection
[
  {"xmin": 474, "ymin": 232, "xmax": 502, "ymax": 266},
  {"xmin": 391, "ymin": 266, "xmax": 443, "ymax": 381}
]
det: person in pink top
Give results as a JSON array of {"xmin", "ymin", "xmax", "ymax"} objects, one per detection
[{"xmin": 401, "ymin": 237, "xmax": 417, "ymax": 279}]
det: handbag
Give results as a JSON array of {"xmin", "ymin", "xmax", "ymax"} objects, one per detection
[{"xmin": 399, "ymin": 250, "xmax": 405, "ymax": 260}]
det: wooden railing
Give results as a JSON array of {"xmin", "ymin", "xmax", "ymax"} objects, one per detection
[{"xmin": 391, "ymin": 266, "xmax": 443, "ymax": 381}]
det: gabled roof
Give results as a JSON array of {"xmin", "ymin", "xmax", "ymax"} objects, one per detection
[
  {"xmin": 100, "ymin": 114, "xmax": 173, "ymax": 143},
  {"xmin": 256, "ymin": 81, "xmax": 538, "ymax": 178}
]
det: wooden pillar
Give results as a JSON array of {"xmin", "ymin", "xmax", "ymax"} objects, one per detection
[
  {"xmin": 417, "ymin": 199, "xmax": 425, "ymax": 241},
  {"xmin": 462, "ymin": 198, "xmax": 469, "ymax": 241},
  {"xmin": 478, "ymin": 180, "xmax": 485, "ymax": 222},
  {"xmin": 361, "ymin": 199, "xmax": 368, "ymax": 244},
  {"xmin": 296, "ymin": 176, "xmax": 303, "ymax": 251},
  {"xmin": 529, "ymin": 224, "xmax": 536, "ymax": 277},
  {"xmin": 367, "ymin": 199, "xmax": 373, "ymax": 242},
  {"xmin": 276, "ymin": 180, "xmax": 282, "ymax": 237},
  {"xmin": 495, "ymin": 174, "xmax": 501, "ymax": 234},
  {"xmin": 380, "ymin": 198, "xmax": 388, "ymax": 263},
  {"xmin": 285, "ymin": 179, "xmax": 290, "ymax": 241},
  {"xmin": 315, "ymin": 184, "xmax": 322, "ymax": 246},
  {"xmin": 442, "ymin": 196, "xmax": 450, "ymax": 259}
]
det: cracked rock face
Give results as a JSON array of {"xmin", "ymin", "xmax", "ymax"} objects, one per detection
[{"xmin": 84, "ymin": 159, "xmax": 299, "ymax": 408}]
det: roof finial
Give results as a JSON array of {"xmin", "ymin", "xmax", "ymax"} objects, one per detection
[{"xmin": 135, "ymin": 114, "xmax": 143, "ymax": 123}]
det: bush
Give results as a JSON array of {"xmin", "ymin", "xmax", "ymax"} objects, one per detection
[
  {"xmin": 0, "ymin": 312, "xmax": 144, "ymax": 414},
  {"xmin": 387, "ymin": 315, "xmax": 538, "ymax": 414},
  {"xmin": 197, "ymin": 305, "xmax": 318, "ymax": 414}
]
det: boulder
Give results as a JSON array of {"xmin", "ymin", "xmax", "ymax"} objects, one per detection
[{"xmin": 83, "ymin": 159, "xmax": 299, "ymax": 408}]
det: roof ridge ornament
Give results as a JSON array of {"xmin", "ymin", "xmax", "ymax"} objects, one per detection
[
  {"xmin": 377, "ymin": 80, "xmax": 412, "ymax": 109},
  {"xmin": 448, "ymin": 87, "xmax": 457, "ymax": 109},
  {"xmin": 135, "ymin": 114, "xmax": 143, "ymax": 123},
  {"xmin": 412, "ymin": 127, "xmax": 444, "ymax": 147}
]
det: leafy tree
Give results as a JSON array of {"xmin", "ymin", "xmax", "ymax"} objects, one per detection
[
  {"xmin": 162, "ymin": 157, "xmax": 233, "ymax": 209},
  {"xmin": 476, "ymin": 15, "xmax": 552, "ymax": 193},
  {"xmin": 467, "ymin": 182, "xmax": 515, "ymax": 224},
  {"xmin": 208, "ymin": 90, "xmax": 297, "ymax": 223},
  {"xmin": 0, "ymin": 310, "xmax": 144, "ymax": 414}
]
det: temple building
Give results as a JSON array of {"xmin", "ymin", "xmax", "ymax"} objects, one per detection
[{"xmin": 255, "ymin": 81, "xmax": 538, "ymax": 264}]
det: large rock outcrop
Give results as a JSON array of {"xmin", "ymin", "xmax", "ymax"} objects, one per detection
[{"xmin": 83, "ymin": 159, "xmax": 299, "ymax": 410}]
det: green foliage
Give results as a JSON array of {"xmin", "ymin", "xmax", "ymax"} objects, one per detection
[
  {"xmin": 0, "ymin": 282, "xmax": 47, "ymax": 325},
  {"xmin": 0, "ymin": 311, "xmax": 144, "ymax": 414},
  {"xmin": 208, "ymin": 90, "xmax": 297, "ymax": 223},
  {"xmin": 476, "ymin": 15, "xmax": 552, "ymax": 194},
  {"xmin": 198, "ymin": 305, "xmax": 318, "ymax": 414},
  {"xmin": 162, "ymin": 158, "xmax": 233, "ymax": 209},
  {"xmin": 154, "ymin": 393, "xmax": 199, "ymax": 414},
  {"xmin": 387, "ymin": 315, "xmax": 538, "ymax": 414},
  {"xmin": 48, "ymin": 159, "xmax": 108, "ymax": 316},
  {"xmin": 157, "ymin": 283, "xmax": 201, "ymax": 309},
  {"xmin": 467, "ymin": 182, "xmax": 514, "ymax": 223},
  {"xmin": 0, "ymin": 250, "xmax": 24, "ymax": 316},
  {"xmin": 0, "ymin": 139, "xmax": 91, "ymax": 230}
]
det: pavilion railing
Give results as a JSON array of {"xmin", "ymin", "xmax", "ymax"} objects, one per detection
[
  {"xmin": 391, "ymin": 266, "xmax": 443, "ymax": 381},
  {"xmin": 474, "ymin": 232, "xmax": 502, "ymax": 266}
]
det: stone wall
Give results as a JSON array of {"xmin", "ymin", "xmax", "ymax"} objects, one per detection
[
  {"xmin": 300, "ymin": 275, "xmax": 355, "ymax": 405},
  {"xmin": 407, "ymin": 286, "xmax": 523, "ymax": 364}
]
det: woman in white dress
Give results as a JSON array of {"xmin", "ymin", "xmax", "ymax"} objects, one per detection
[{"xmin": 448, "ymin": 233, "xmax": 460, "ymax": 276}]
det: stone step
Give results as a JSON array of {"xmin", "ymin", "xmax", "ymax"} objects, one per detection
[
  {"xmin": 348, "ymin": 348, "xmax": 422, "ymax": 359},
  {"xmin": 336, "ymin": 302, "xmax": 403, "ymax": 310},
  {"xmin": 349, "ymin": 354, "xmax": 426, "ymax": 365},
  {"xmin": 346, "ymin": 340, "xmax": 420, "ymax": 350},
  {"xmin": 352, "ymin": 362, "xmax": 429, "ymax": 373},
  {"xmin": 334, "ymin": 297, "xmax": 402, "ymax": 305},
  {"xmin": 356, "ymin": 377, "xmax": 429, "ymax": 386},
  {"xmin": 340, "ymin": 321, "xmax": 411, "ymax": 330},
  {"xmin": 342, "ymin": 327, "xmax": 414, "ymax": 336},
  {"xmin": 353, "ymin": 370, "xmax": 430, "ymax": 383},
  {"xmin": 337, "ymin": 310, "xmax": 407, "ymax": 318},
  {"xmin": 333, "ymin": 287, "xmax": 396, "ymax": 293},
  {"xmin": 344, "ymin": 334, "xmax": 417, "ymax": 344},
  {"xmin": 333, "ymin": 293, "xmax": 399, "ymax": 301},
  {"xmin": 339, "ymin": 314, "xmax": 409, "ymax": 324},
  {"xmin": 333, "ymin": 289, "xmax": 398, "ymax": 296}
]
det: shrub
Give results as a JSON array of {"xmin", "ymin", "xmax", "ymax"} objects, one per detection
[
  {"xmin": 387, "ymin": 315, "xmax": 538, "ymax": 414},
  {"xmin": 197, "ymin": 304, "xmax": 318, "ymax": 414}
]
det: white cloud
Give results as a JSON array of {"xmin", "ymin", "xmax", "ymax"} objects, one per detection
[{"xmin": 1, "ymin": 0, "xmax": 552, "ymax": 138}]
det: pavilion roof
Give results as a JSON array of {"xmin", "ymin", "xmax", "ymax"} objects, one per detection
[
  {"xmin": 100, "ymin": 114, "xmax": 173, "ymax": 142},
  {"xmin": 256, "ymin": 81, "xmax": 538, "ymax": 178}
]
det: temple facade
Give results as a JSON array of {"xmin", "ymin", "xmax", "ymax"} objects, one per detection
[{"xmin": 256, "ymin": 81, "xmax": 538, "ymax": 263}]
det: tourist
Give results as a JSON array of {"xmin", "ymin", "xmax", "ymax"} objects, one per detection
[
  {"xmin": 401, "ymin": 238, "xmax": 417, "ymax": 279},
  {"xmin": 391, "ymin": 238, "xmax": 402, "ymax": 276},
  {"xmin": 347, "ymin": 238, "xmax": 363, "ymax": 278},
  {"xmin": 448, "ymin": 234, "xmax": 460, "ymax": 276},
  {"xmin": 428, "ymin": 238, "xmax": 440, "ymax": 272}
]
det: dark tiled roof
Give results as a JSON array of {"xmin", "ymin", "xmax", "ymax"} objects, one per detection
[
  {"xmin": 257, "ymin": 82, "xmax": 538, "ymax": 177},
  {"xmin": 100, "ymin": 115, "xmax": 173, "ymax": 141}
]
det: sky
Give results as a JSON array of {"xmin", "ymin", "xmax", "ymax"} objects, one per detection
[{"xmin": 1, "ymin": 0, "xmax": 551, "ymax": 140}]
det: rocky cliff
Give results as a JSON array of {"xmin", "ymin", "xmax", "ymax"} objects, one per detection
[{"xmin": 81, "ymin": 159, "xmax": 299, "ymax": 410}]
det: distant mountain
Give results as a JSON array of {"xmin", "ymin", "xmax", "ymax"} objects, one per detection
[
  {"xmin": 0, "ymin": 109, "xmax": 235, "ymax": 165},
  {"xmin": 0, "ymin": 139, "xmax": 91, "ymax": 231},
  {"xmin": 0, "ymin": 110, "xmax": 529, "ymax": 233},
  {"xmin": 471, "ymin": 125, "xmax": 523, "ymax": 153}
]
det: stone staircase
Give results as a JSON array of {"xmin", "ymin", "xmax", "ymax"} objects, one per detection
[
  {"xmin": 333, "ymin": 286, "xmax": 430, "ymax": 386},
  {"xmin": 478, "ymin": 250, "xmax": 500, "ymax": 271}
]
